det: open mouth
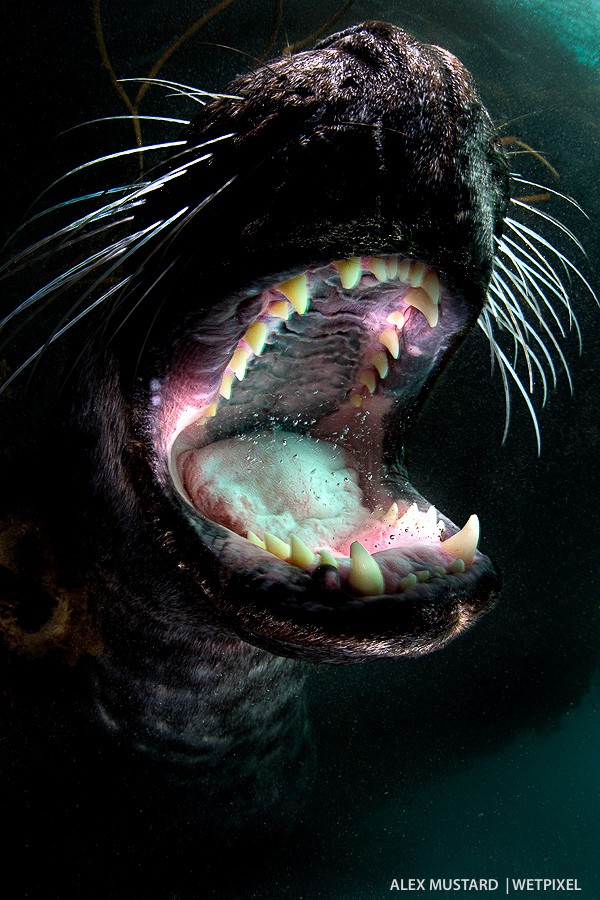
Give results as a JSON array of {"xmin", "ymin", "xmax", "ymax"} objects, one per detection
[{"xmin": 154, "ymin": 248, "xmax": 501, "ymax": 659}]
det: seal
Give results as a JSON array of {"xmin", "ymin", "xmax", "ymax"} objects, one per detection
[{"xmin": 0, "ymin": 21, "xmax": 591, "ymax": 857}]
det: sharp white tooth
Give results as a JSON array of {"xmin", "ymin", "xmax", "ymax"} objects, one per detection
[
  {"xmin": 386, "ymin": 256, "xmax": 398, "ymax": 279},
  {"xmin": 397, "ymin": 258, "xmax": 411, "ymax": 281},
  {"xmin": 406, "ymin": 287, "xmax": 439, "ymax": 328},
  {"xmin": 386, "ymin": 310, "xmax": 406, "ymax": 329},
  {"xmin": 348, "ymin": 542, "xmax": 385, "ymax": 596},
  {"xmin": 276, "ymin": 273, "xmax": 310, "ymax": 314},
  {"xmin": 333, "ymin": 257, "xmax": 362, "ymax": 290},
  {"xmin": 289, "ymin": 535, "xmax": 317, "ymax": 569},
  {"xmin": 268, "ymin": 299, "xmax": 292, "ymax": 320},
  {"xmin": 349, "ymin": 392, "xmax": 363, "ymax": 409},
  {"xmin": 440, "ymin": 514, "xmax": 479, "ymax": 566},
  {"xmin": 264, "ymin": 532, "xmax": 291, "ymax": 561},
  {"xmin": 219, "ymin": 371, "xmax": 234, "ymax": 399},
  {"xmin": 204, "ymin": 402, "xmax": 218, "ymax": 418},
  {"xmin": 359, "ymin": 369, "xmax": 377, "ymax": 394},
  {"xmin": 397, "ymin": 502, "xmax": 419, "ymax": 528},
  {"xmin": 243, "ymin": 321, "xmax": 268, "ymax": 355},
  {"xmin": 370, "ymin": 351, "xmax": 389, "ymax": 379},
  {"xmin": 247, "ymin": 531, "xmax": 266, "ymax": 550},
  {"xmin": 422, "ymin": 269, "xmax": 441, "ymax": 305},
  {"xmin": 382, "ymin": 501, "xmax": 398, "ymax": 525},
  {"xmin": 408, "ymin": 261, "xmax": 426, "ymax": 287},
  {"xmin": 229, "ymin": 347, "xmax": 251, "ymax": 380},
  {"xmin": 318, "ymin": 550, "xmax": 339, "ymax": 568},
  {"xmin": 378, "ymin": 327, "xmax": 400, "ymax": 358},
  {"xmin": 366, "ymin": 256, "xmax": 388, "ymax": 282},
  {"xmin": 399, "ymin": 572, "xmax": 418, "ymax": 591},
  {"xmin": 425, "ymin": 505, "xmax": 438, "ymax": 529}
]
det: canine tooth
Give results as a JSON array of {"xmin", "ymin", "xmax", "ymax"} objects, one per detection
[
  {"xmin": 386, "ymin": 256, "xmax": 398, "ymax": 279},
  {"xmin": 349, "ymin": 392, "xmax": 363, "ymax": 409},
  {"xmin": 289, "ymin": 535, "xmax": 317, "ymax": 569},
  {"xmin": 243, "ymin": 321, "xmax": 268, "ymax": 355},
  {"xmin": 359, "ymin": 369, "xmax": 377, "ymax": 394},
  {"xmin": 264, "ymin": 532, "xmax": 291, "ymax": 561},
  {"xmin": 406, "ymin": 287, "xmax": 439, "ymax": 328},
  {"xmin": 276, "ymin": 273, "xmax": 309, "ymax": 314},
  {"xmin": 386, "ymin": 310, "xmax": 406, "ymax": 329},
  {"xmin": 269, "ymin": 300, "xmax": 291, "ymax": 320},
  {"xmin": 449, "ymin": 558, "xmax": 466, "ymax": 573},
  {"xmin": 397, "ymin": 258, "xmax": 411, "ymax": 281},
  {"xmin": 333, "ymin": 257, "xmax": 361, "ymax": 290},
  {"xmin": 441, "ymin": 514, "xmax": 479, "ymax": 566},
  {"xmin": 382, "ymin": 502, "xmax": 398, "ymax": 525},
  {"xmin": 399, "ymin": 572, "xmax": 418, "ymax": 591},
  {"xmin": 370, "ymin": 351, "xmax": 389, "ymax": 379},
  {"xmin": 348, "ymin": 542, "xmax": 385, "ymax": 596},
  {"xmin": 204, "ymin": 402, "xmax": 218, "ymax": 417},
  {"xmin": 366, "ymin": 256, "xmax": 388, "ymax": 282},
  {"xmin": 229, "ymin": 347, "xmax": 251, "ymax": 380},
  {"xmin": 318, "ymin": 550, "xmax": 339, "ymax": 568},
  {"xmin": 219, "ymin": 371, "xmax": 234, "ymax": 400},
  {"xmin": 422, "ymin": 269, "xmax": 441, "ymax": 305},
  {"xmin": 416, "ymin": 569, "xmax": 431, "ymax": 583},
  {"xmin": 247, "ymin": 531, "xmax": 266, "ymax": 550},
  {"xmin": 408, "ymin": 261, "xmax": 426, "ymax": 287},
  {"xmin": 378, "ymin": 328, "xmax": 400, "ymax": 359}
]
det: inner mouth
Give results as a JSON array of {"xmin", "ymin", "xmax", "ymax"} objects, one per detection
[{"xmin": 165, "ymin": 253, "xmax": 487, "ymax": 601}]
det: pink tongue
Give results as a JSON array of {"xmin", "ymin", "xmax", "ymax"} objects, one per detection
[{"xmin": 180, "ymin": 429, "xmax": 373, "ymax": 551}]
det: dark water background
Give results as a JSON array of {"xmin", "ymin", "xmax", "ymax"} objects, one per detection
[{"xmin": 2, "ymin": 1, "xmax": 600, "ymax": 897}]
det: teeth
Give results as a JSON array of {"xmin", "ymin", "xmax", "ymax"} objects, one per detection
[
  {"xmin": 382, "ymin": 501, "xmax": 399, "ymax": 525},
  {"xmin": 432, "ymin": 565, "xmax": 446, "ymax": 576},
  {"xmin": 318, "ymin": 550, "xmax": 339, "ymax": 568},
  {"xmin": 406, "ymin": 287, "xmax": 439, "ymax": 328},
  {"xmin": 422, "ymin": 269, "xmax": 441, "ymax": 304},
  {"xmin": 276, "ymin": 273, "xmax": 310, "ymax": 314},
  {"xmin": 408, "ymin": 261, "xmax": 426, "ymax": 287},
  {"xmin": 268, "ymin": 299, "xmax": 292, "ymax": 320},
  {"xmin": 289, "ymin": 535, "xmax": 317, "ymax": 569},
  {"xmin": 264, "ymin": 532, "xmax": 291, "ymax": 561},
  {"xmin": 399, "ymin": 572, "xmax": 418, "ymax": 591},
  {"xmin": 440, "ymin": 514, "xmax": 479, "ymax": 566},
  {"xmin": 247, "ymin": 531, "xmax": 266, "ymax": 550},
  {"xmin": 348, "ymin": 541, "xmax": 385, "ymax": 596},
  {"xmin": 204, "ymin": 402, "xmax": 218, "ymax": 417},
  {"xmin": 370, "ymin": 350, "xmax": 389, "ymax": 379},
  {"xmin": 386, "ymin": 310, "xmax": 406, "ymax": 329},
  {"xmin": 366, "ymin": 256, "xmax": 388, "ymax": 282},
  {"xmin": 349, "ymin": 392, "xmax": 363, "ymax": 409},
  {"xmin": 415, "ymin": 569, "xmax": 431, "ymax": 583},
  {"xmin": 243, "ymin": 321, "xmax": 268, "ymax": 355},
  {"xmin": 219, "ymin": 371, "xmax": 234, "ymax": 400},
  {"xmin": 449, "ymin": 558, "xmax": 466, "ymax": 574},
  {"xmin": 397, "ymin": 259, "xmax": 411, "ymax": 281},
  {"xmin": 359, "ymin": 369, "xmax": 377, "ymax": 394},
  {"xmin": 378, "ymin": 327, "xmax": 400, "ymax": 359},
  {"xmin": 386, "ymin": 256, "xmax": 398, "ymax": 279},
  {"xmin": 229, "ymin": 347, "xmax": 251, "ymax": 380},
  {"xmin": 333, "ymin": 257, "xmax": 362, "ymax": 290}
]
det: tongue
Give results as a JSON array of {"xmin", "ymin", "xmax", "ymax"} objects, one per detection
[{"xmin": 181, "ymin": 430, "xmax": 373, "ymax": 551}]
